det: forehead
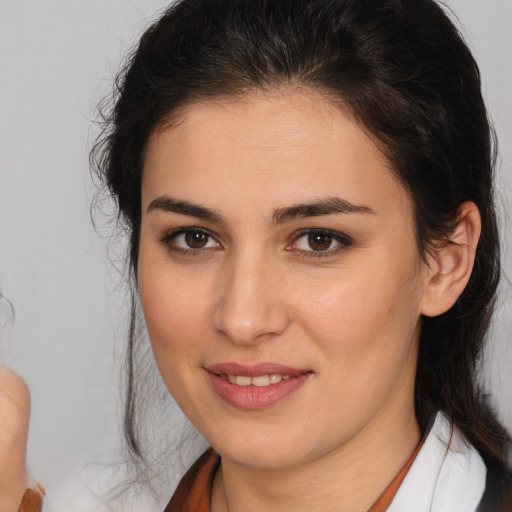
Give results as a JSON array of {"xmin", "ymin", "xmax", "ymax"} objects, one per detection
[{"xmin": 142, "ymin": 89, "xmax": 410, "ymax": 219}]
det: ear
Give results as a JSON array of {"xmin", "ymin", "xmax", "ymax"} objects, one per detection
[{"xmin": 420, "ymin": 202, "xmax": 481, "ymax": 318}]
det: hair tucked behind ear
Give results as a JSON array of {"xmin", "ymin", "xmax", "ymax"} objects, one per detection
[{"xmin": 90, "ymin": 0, "xmax": 510, "ymax": 479}]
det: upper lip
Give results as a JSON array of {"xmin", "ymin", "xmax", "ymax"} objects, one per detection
[{"xmin": 206, "ymin": 362, "xmax": 311, "ymax": 377}]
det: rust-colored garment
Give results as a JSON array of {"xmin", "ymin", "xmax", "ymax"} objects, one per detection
[
  {"xmin": 165, "ymin": 449, "xmax": 220, "ymax": 512},
  {"xmin": 164, "ymin": 443, "xmax": 421, "ymax": 512}
]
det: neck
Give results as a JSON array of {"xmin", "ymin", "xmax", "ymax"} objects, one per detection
[{"xmin": 211, "ymin": 406, "xmax": 420, "ymax": 512}]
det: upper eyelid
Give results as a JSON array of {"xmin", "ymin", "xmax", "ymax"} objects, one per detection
[
  {"xmin": 292, "ymin": 228, "xmax": 352, "ymax": 242},
  {"xmin": 163, "ymin": 226, "xmax": 215, "ymax": 238}
]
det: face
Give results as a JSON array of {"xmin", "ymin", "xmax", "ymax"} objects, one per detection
[{"xmin": 138, "ymin": 90, "xmax": 432, "ymax": 470}]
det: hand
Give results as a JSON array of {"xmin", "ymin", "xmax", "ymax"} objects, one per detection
[{"xmin": 0, "ymin": 368, "xmax": 30, "ymax": 512}]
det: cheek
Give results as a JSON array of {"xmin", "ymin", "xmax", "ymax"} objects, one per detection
[
  {"xmin": 137, "ymin": 264, "xmax": 213, "ymax": 412},
  {"xmin": 294, "ymin": 257, "xmax": 423, "ymax": 360},
  {"xmin": 296, "ymin": 268, "xmax": 422, "ymax": 419},
  {"xmin": 137, "ymin": 248, "xmax": 214, "ymax": 367}
]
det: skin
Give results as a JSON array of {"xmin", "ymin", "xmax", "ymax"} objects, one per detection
[
  {"xmin": 138, "ymin": 89, "xmax": 480, "ymax": 512},
  {"xmin": 0, "ymin": 368, "xmax": 29, "ymax": 512}
]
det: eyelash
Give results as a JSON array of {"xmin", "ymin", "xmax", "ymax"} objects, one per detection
[
  {"xmin": 288, "ymin": 229, "xmax": 352, "ymax": 258},
  {"xmin": 160, "ymin": 227, "xmax": 352, "ymax": 258},
  {"xmin": 160, "ymin": 227, "xmax": 220, "ymax": 256}
]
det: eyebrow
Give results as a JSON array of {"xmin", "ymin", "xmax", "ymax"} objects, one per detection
[
  {"xmin": 270, "ymin": 197, "xmax": 376, "ymax": 225},
  {"xmin": 147, "ymin": 196, "xmax": 224, "ymax": 223},
  {"xmin": 146, "ymin": 195, "xmax": 375, "ymax": 225}
]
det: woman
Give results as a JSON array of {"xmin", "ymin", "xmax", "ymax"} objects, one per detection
[{"xmin": 14, "ymin": 0, "xmax": 512, "ymax": 510}]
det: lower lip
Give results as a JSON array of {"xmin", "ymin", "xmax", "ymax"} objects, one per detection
[{"xmin": 207, "ymin": 372, "xmax": 312, "ymax": 410}]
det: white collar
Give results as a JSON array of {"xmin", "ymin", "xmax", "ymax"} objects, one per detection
[{"xmin": 388, "ymin": 411, "xmax": 487, "ymax": 512}]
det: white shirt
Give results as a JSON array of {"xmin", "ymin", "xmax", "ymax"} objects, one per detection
[{"xmin": 389, "ymin": 411, "xmax": 487, "ymax": 512}]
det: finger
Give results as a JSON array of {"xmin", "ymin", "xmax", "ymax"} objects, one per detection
[{"xmin": 0, "ymin": 368, "xmax": 30, "ymax": 511}]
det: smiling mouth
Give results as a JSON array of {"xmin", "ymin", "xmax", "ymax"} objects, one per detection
[
  {"xmin": 216, "ymin": 373, "xmax": 295, "ymax": 387},
  {"xmin": 206, "ymin": 365, "xmax": 312, "ymax": 409}
]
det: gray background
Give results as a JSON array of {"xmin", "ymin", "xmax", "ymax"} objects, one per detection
[{"xmin": 1, "ymin": 0, "xmax": 511, "ymax": 507}]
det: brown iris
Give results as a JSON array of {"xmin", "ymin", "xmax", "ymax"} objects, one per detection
[
  {"xmin": 308, "ymin": 231, "xmax": 332, "ymax": 251},
  {"xmin": 185, "ymin": 230, "xmax": 209, "ymax": 248}
]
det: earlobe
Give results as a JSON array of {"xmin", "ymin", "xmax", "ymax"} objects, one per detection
[{"xmin": 420, "ymin": 202, "xmax": 481, "ymax": 318}]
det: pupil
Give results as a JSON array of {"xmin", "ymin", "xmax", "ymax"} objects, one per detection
[
  {"xmin": 185, "ymin": 231, "xmax": 207, "ymax": 248},
  {"xmin": 308, "ymin": 232, "xmax": 332, "ymax": 251}
]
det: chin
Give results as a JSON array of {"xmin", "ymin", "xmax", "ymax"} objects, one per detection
[
  {"xmin": 205, "ymin": 420, "xmax": 330, "ymax": 471},
  {"xmin": 218, "ymin": 442, "xmax": 304, "ymax": 471}
]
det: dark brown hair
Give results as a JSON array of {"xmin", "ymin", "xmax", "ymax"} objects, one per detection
[{"xmin": 91, "ymin": 0, "xmax": 509, "ymax": 470}]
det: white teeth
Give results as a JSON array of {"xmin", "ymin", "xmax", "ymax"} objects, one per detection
[
  {"xmin": 270, "ymin": 373, "xmax": 283, "ymax": 384},
  {"xmin": 252, "ymin": 375, "xmax": 270, "ymax": 387},
  {"xmin": 235, "ymin": 375, "xmax": 252, "ymax": 386},
  {"xmin": 223, "ymin": 373, "xmax": 293, "ymax": 386}
]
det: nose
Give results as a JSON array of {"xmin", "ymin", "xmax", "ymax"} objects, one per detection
[{"xmin": 213, "ymin": 251, "xmax": 290, "ymax": 346}]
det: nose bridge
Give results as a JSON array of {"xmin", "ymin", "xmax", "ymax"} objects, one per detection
[{"xmin": 213, "ymin": 245, "xmax": 289, "ymax": 345}]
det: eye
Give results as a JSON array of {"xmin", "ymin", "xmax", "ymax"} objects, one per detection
[
  {"xmin": 290, "ymin": 229, "xmax": 351, "ymax": 254},
  {"xmin": 162, "ymin": 228, "xmax": 220, "ymax": 252}
]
